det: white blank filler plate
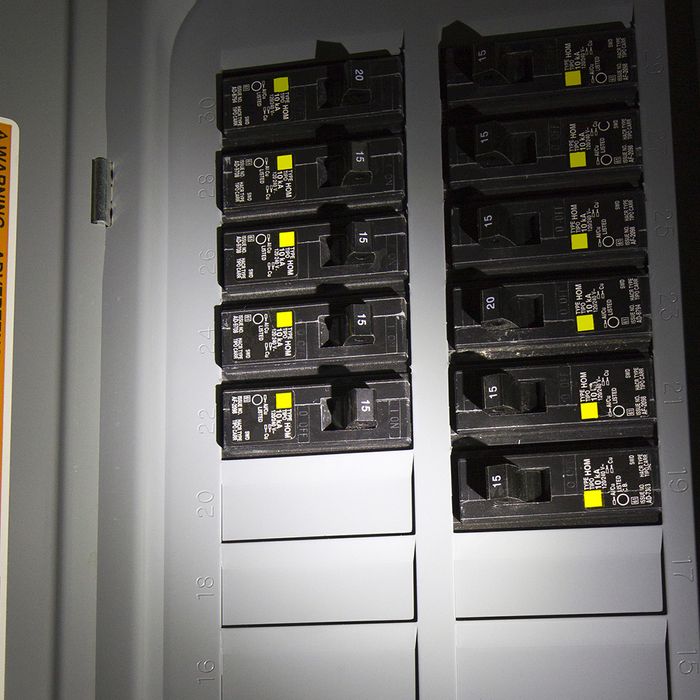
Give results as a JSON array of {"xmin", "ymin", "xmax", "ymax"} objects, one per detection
[
  {"xmin": 221, "ymin": 451, "xmax": 414, "ymax": 541},
  {"xmin": 221, "ymin": 535, "xmax": 415, "ymax": 626},
  {"xmin": 456, "ymin": 616, "xmax": 668, "ymax": 700},
  {"xmin": 222, "ymin": 623, "xmax": 417, "ymax": 700},
  {"xmin": 454, "ymin": 526, "xmax": 663, "ymax": 618}
]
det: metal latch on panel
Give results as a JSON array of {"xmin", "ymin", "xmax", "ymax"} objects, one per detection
[{"xmin": 91, "ymin": 157, "xmax": 113, "ymax": 226}]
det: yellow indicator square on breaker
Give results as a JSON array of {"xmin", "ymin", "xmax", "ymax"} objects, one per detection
[
  {"xmin": 275, "ymin": 311, "xmax": 293, "ymax": 328},
  {"xmin": 580, "ymin": 401, "xmax": 599, "ymax": 420},
  {"xmin": 569, "ymin": 151, "xmax": 587, "ymax": 168},
  {"xmin": 565, "ymin": 70, "xmax": 582, "ymax": 87},
  {"xmin": 275, "ymin": 392, "xmax": 293, "ymax": 410},
  {"xmin": 278, "ymin": 230, "xmax": 295, "ymax": 247},
  {"xmin": 570, "ymin": 233, "xmax": 589, "ymax": 250},
  {"xmin": 273, "ymin": 76, "xmax": 289, "ymax": 92},
  {"xmin": 276, "ymin": 154, "xmax": 293, "ymax": 170},
  {"xmin": 576, "ymin": 314, "xmax": 595, "ymax": 332},
  {"xmin": 584, "ymin": 489, "xmax": 604, "ymax": 508}
]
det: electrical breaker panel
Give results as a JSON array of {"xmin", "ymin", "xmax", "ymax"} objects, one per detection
[
  {"xmin": 6, "ymin": 3, "xmax": 698, "ymax": 700},
  {"xmin": 158, "ymin": 6, "xmax": 697, "ymax": 700}
]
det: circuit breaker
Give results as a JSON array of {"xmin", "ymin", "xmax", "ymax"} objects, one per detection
[{"xmin": 449, "ymin": 190, "xmax": 646, "ymax": 274}]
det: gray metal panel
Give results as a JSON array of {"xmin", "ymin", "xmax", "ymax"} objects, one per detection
[
  {"xmin": 5, "ymin": 0, "xmax": 698, "ymax": 697},
  {"xmin": 97, "ymin": 1, "xmax": 197, "ymax": 699},
  {"xmin": 222, "ymin": 623, "xmax": 417, "ymax": 700},
  {"xmin": 401, "ymin": 16, "xmax": 459, "ymax": 700},
  {"xmin": 221, "ymin": 536, "xmax": 415, "ymax": 625},
  {"xmin": 156, "ymin": 1, "xmax": 697, "ymax": 699},
  {"xmin": 635, "ymin": 2, "xmax": 700, "ymax": 697},
  {"xmin": 454, "ymin": 527, "xmax": 663, "ymax": 618},
  {"xmin": 62, "ymin": 0, "xmax": 700, "ymax": 698},
  {"xmin": 2, "ymin": 1, "xmax": 110, "ymax": 697},
  {"xmin": 54, "ymin": 1, "xmax": 108, "ymax": 698},
  {"xmin": 221, "ymin": 452, "xmax": 414, "ymax": 541},
  {"xmin": 1, "ymin": 2, "xmax": 69, "ymax": 698},
  {"xmin": 456, "ymin": 617, "xmax": 668, "ymax": 700}
]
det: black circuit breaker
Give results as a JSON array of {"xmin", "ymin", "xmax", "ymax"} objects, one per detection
[
  {"xmin": 218, "ymin": 55, "xmax": 404, "ymax": 146},
  {"xmin": 216, "ymin": 296, "xmax": 408, "ymax": 378},
  {"xmin": 451, "ymin": 356, "xmax": 655, "ymax": 446},
  {"xmin": 217, "ymin": 375, "xmax": 412, "ymax": 458},
  {"xmin": 450, "ymin": 273, "xmax": 651, "ymax": 358},
  {"xmin": 446, "ymin": 111, "xmax": 642, "ymax": 195},
  {"xmin": 454, "ymin": 444, "xmax": 660, "ymax": 530},
  {"xmin": 217, "ymin": 136, "xmax": 405, "ymax": 222},
  {"xmin": 449, "ymin": 190, "xmax": 646, "ymax": 275},
  {"xmin": 442, "ymin": 23, "xmax": 637, "ymax": 115},
  {"xmin": 218, "ymin": 215, "xmax": 408, "ymax": 299}
]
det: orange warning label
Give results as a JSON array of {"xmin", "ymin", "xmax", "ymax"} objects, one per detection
[
  {"xmin": 0, "ymin": 121, "xmax": 13, "ymax": 486},
  {"xmin": 0, "ymin": 116, "xmax": 18, "ymax": 685}
]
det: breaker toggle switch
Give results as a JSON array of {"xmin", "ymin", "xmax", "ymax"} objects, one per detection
[
  {"xmin": 329, "ymin": 221, "xmax": 376, "ymax": 265},
  {"xmin": 327, "ymin": 303, "xmax": 375, "ymax": 346},
  {"xmin": 344, "ymin": 303, "xmax": 374, "ymax": 344},
  {"xmin": 345, "ymin": 220, "xmax": 375, "ymax": 262},
  {"xmin": 477, "ymin": 208, "xmax": 541, "ymax": 247},
  {"xmin": 473, "ymin": 121, "xmax": 537, "ymax": 167},
  {"xmin": 345, "ymin": 387, "xmax": 378, "ymax": 429},
  {"xmin": 471, "ymin": 43, "xmax": 534, "ymax": 86},
  {"xmin": 320, "ymin": 60, "xmax": 373, "ymax": 107},
  {"xmin": 319, "ymin": 141, "xmax": 372, "ymax": 187},
  {"xmin": 343, "ymin": 141, "xmax": 372, "ymax": 185},
  {"xmin": 323, "ymin": 387, "xmax": 378, "ymax": 430},
  {"xmin": 482, "ymin": 372, "xmax": 545, "ymax": 415},
  {"xmin": 480, "ymin": 288, "xmax": 544, "ymax": 329},
  {"xmin": 498, "ymin": 50, "xmax": 534, "ymax": 84},
  {"xmin": 485, "ymin": 463, "xmax": 549, "ymax": 502},
  {"xmin": 470, "ymin": 43, "xmax": 504, "ymax": 85},
  {"xmin": 341, "ymin": 60, "xmax": 373, "ymax": 104}
]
